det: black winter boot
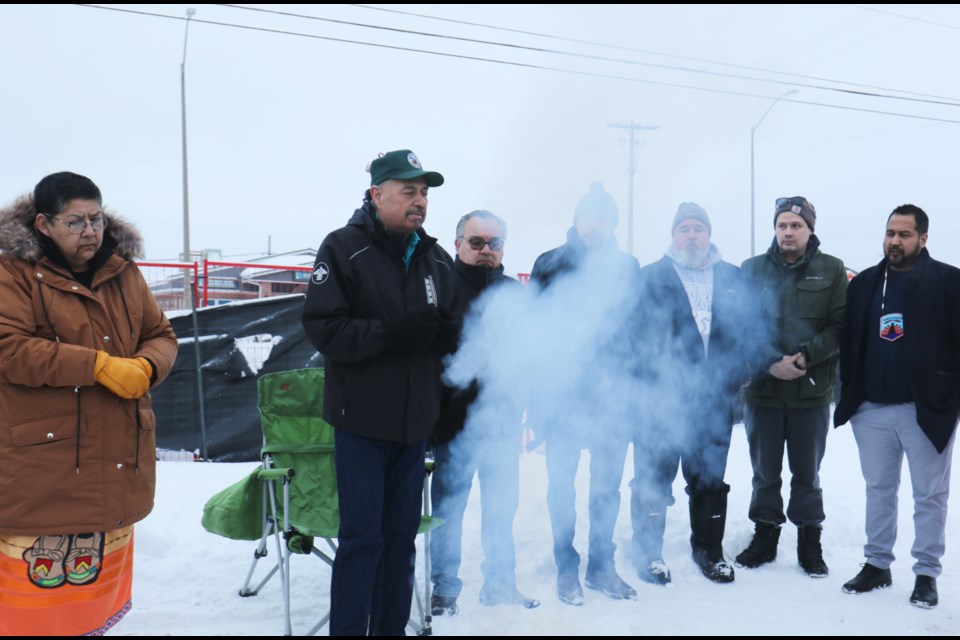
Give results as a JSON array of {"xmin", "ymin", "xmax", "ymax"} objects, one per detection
[
  {"xmin": 797, "ymin": 525, "xmax": 828, "ymax": 577},
  {"xmin": 688, "ymin": 487, "xmax": 735, "ymax": 584},
  {"xmin": 909, "ymin": 576, "xmax": 938, "ymax": 608},
  {"xmin": 630, "ymin": 491, "xmax": 672, "ymax": 585},
  {"xmin": 735, "ymin": 522, "xmax": 781, "ymax": 568}
]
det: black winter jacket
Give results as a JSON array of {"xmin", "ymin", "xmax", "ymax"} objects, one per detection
[
  {"xmin": 432, "ymin": 258, "xmax": 518, "ymax": 446},
  {"xmin": 529, "ymin": 228, "xmax": 641, "ymax": 443},
  {"xmin": 302, "ymin": 202, "xmax": 458, "ymax": 443},
  {"xmin": 639, "ymin": 256, "xmax": 763, "ymax": 416},
  {"xmin": 834, "ymin": 249, "xmax": 960, "ymax": 453},
  {"xmin": 530, "ymin": 227, "xmax": 640, "ymax": 292}
]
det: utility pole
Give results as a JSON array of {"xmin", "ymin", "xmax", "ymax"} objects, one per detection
[{"xmin": 607, "ymin": 121, "xmax": 660, "ymax": 256}]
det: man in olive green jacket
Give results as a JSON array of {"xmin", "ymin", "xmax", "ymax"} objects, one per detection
[{"xmin": 735, "ymin": 196, "xmax": 847, "ymax": 579}]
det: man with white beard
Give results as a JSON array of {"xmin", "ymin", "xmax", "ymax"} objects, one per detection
[{"xmin": 631, "ymin": 203, "xmax": 760, "ymax": 585}]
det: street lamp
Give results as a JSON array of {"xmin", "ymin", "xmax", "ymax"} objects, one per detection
[
  {"xmin": 750, "ymin": 89, "xmax": 797, "ymax": 257},
  {"xmin": 181, "ymin": 7, "xmax": 195, "ymax": 307},
  {"xmin": 179, "ymin": 8, "xmax": 208, "ymax": 461}
]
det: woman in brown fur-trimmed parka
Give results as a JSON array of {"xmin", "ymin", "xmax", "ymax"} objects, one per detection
[{"xmin": 0, "ymin": 172, "xmax": 177, "ymax": 635}]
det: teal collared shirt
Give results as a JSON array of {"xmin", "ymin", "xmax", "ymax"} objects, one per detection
[
  {"xmin": 375, "ymin": 211, "xmax": 421, "ymax": 271},
  {"xmin": 403, "ymin": 231, "xmax": 421, "ymax": 271}
]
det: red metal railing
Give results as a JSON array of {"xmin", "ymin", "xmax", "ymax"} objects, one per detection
[
  {"xmin": 139, "ymin": 260, "xmax": 527, "ymax": 312},
  {"xmin": 137, "ymin": 261, "xmax": 200, "ymax": 310},
  {"xmin": 136, "ymin": 260, "xmax": 314, "ymax": 311}
]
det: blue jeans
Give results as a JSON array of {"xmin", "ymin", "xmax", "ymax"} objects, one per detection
[
  {"xmin": 546, "ymin": 432, "xmax": 628, "ymax": 575},
  {"xmin": 633, "ymin": 412, "xmax": 733, "ymax": 502},
  {"xmin": 430, "ymin": 430, "xmax": 520, "ymax": 598},
  {"xmin": 329, "ymin": 429, "xmax": 425, "ymax": 636}
]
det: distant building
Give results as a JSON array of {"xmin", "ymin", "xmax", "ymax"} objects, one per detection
[{"xmin": 144, "ymin": 248, "xmax": 316, "ymax": 311}]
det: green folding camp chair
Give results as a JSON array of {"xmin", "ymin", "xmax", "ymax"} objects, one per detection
[{"xmin": 201, "ymin": 367, "xmax": 441, "ymax": 636}]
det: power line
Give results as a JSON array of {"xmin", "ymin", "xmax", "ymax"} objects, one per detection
[
  {"xmin": 215, "ymin": 4, "xmax": 960, "ymax": 109},
  {"xmin": 345, "ymin": 3, "xmax": 960, "ymax": 105},
  {"xmin": 341, "ymin": 5, "xmax": 956, "ymax": 142},
  {"xmin": 72, "ymin": 4, "xmax": 960, "ymax": 125},
  {"xmin": 848, "ymin": 4, "xmax": 960, "ymax": 31},
  {"xmin": 618, "ymin": 121, "xmax": 939, "ymax": 176}
]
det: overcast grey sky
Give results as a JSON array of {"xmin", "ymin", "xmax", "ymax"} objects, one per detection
[{"xmin": 2, "ymin": 4, "xmax": 959, "ymax": 274}]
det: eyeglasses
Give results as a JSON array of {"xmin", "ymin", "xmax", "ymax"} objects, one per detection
[
  {"xmin": 45, "ymin": 214, "xmax": 109, "ymax": 234},
  {"xmin": 461, "ymin": 235, "xmax": 504, "ymax": 251},
  {"xmin": 776, "ymin": 197, "xmax": 806, "ymax": 210}
]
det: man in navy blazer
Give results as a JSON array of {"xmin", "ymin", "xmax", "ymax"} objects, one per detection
[{"xmin": 835, "ymin": 204, "xmax": 960, "ymax": 609}]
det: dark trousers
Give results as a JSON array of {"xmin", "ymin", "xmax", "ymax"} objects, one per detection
[
  {"xmin": 633, "ymin": 417, "xmax": 733, "ymax": 500},
  {"xmin": 743, "ymin": 404, "xmax": 829, "ymax": 527},
  {"xmin": 430, "ymin": 430, "xmax": 520, "ymax": 597},
  {"xmin": 631, "ymin": 414, "xmax": 733, "ymax": 562},
  {"xmin": 329, "ymin": 429, "xmax": 425, "ymax": 636},
  {"xmin": 546, "ymin": 433, "xmax": 628, "ymax": 575}
]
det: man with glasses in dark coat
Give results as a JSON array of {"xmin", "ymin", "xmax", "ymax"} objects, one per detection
[{"xmin": 430, "ymin": 210, "xmax": 538, "ymax": 616}]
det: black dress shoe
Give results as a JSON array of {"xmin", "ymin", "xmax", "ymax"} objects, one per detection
[
  {"xmin": 585, "ymin": 566, "xmax": 638, "ymax": 600},
  {"xmin": 430, "ymin": 594, "xmax": 459, "ymax": 616},
  {"xmin": 556, "ymin": 571, "xmax": 584, "ymax": 606},
  {"xmin": 479, "ymin": 586, "xmax": 540, "ymax": 609},
  {"xmin": 909, "ymin": 575, "xmax": 938, "ymax": 609},
  {"xmin": 842, "ymin": 563, "xmax": 892, "ymax": 594}
]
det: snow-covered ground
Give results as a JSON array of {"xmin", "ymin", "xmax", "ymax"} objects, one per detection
[{"xmin": 114, "ymin": 415, "xmax": 958, "ymax": 636}]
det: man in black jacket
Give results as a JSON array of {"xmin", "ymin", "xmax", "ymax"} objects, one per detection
[
  {"xmin": 835, "ymin": 204, "xmax": 960, "ymax": 609},
  {"xmin": 429, "ymin": 210, "xmax": 538, "ymax": 616},
  {"xmin": 302, "ymin": 149, "xmax": 459, "ymax": 635},
  {"xmin": 531, "ymin": 181, "xmax": 641, "ymax": 606},
  {"xmin": 632, "ymin": 203, "xmax": 760, "ymax": 585}
]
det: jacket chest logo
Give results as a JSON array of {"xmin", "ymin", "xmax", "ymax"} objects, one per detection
[{"xmin": 879, "ymin": 313, "xmax": 904, "ymax": 342}]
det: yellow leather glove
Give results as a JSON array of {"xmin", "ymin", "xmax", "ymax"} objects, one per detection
[
  {"xmin": 133, "ymin": 356, "xmax": 153, "ymax": 382},
  {"xmin": 93, "ymin": 351, "xmax": 151, "ymax": 400}
]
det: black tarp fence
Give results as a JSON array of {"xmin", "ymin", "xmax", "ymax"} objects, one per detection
[{"xmin": 152, "ymin": 293, "xmax": 322, "ymax": 462}]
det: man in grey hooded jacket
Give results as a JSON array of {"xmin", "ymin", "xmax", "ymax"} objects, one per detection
[{"xmin": 632, "ymin": 203, "xmax": 762, "ymax": 586}]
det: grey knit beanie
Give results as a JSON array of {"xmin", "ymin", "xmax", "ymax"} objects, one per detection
[{"xmin": 671, "ymin": 202, "xmax": 711, "ymax": 236}]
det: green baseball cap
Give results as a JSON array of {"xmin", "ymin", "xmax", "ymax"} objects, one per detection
[{"xmin": 369, "ymin": 149, "xmax": 444, "ymax": 187}]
